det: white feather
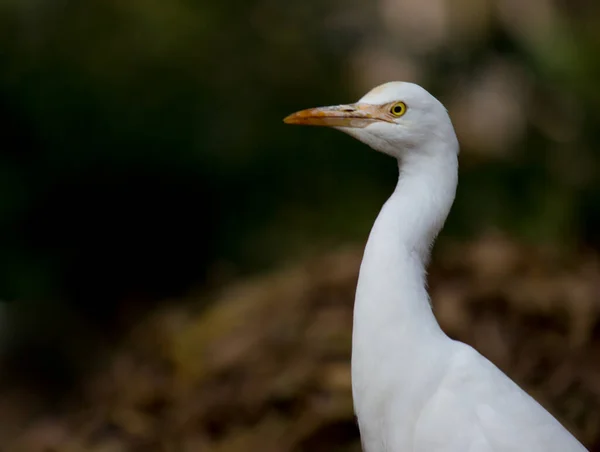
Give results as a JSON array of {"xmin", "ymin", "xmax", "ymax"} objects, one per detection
[{"xmin": 346, "ymin": 83, "xmax": 586, "ymax": 451}]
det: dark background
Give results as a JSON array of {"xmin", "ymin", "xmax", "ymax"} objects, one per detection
[{"xmin": 1, "ymin": 0, "xmax": 600, "ymax": 450}]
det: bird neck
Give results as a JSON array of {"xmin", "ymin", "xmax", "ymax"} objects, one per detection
[{"xmin": 353, "ymin": 145, "xmax": 458, "ymax": 346}]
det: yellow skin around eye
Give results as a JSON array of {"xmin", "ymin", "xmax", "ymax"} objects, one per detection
[{"xmin": 389, "ymin": 101, "xmax": 407, "ymax": 117}]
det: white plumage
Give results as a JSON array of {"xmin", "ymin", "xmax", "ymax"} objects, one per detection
[{"xmin": 284, "ymin": 82, "xmax": 587, "ymax": 452}]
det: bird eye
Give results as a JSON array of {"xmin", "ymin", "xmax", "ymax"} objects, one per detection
[{"xmin": 390, "ymin": 102, "xmax": 407, "ymax": 117}]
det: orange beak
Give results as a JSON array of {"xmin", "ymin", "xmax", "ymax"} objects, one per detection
[{"xmin": 284, "ymin": 103, "xmax": 392, "ymax": 128}]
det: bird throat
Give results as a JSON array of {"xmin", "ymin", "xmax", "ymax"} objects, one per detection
[{"xmin": 351, "ymin": 149, "xmax": 458, "ymax": 448}]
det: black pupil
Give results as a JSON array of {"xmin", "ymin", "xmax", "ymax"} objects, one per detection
[{"xmin": 394, "ymin": 105, "xmax": 402, "ymax": 113}]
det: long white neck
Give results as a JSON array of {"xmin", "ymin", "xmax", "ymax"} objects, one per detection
[
  {"xmin": 353, "ymin": 146, "xmax": 458, "ymax": 345},
  {"xmin": 351, "ymin": 144, "xmax": 459, "ymax": 443}
]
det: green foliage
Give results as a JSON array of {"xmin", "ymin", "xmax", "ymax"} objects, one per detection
[{"xmin": 0, "ymin": 0, "xmax": 599, "ymax": 304}]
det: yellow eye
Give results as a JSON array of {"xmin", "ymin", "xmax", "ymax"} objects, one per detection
[{"xmin": 390, "ymin": 102, "xmax": 407, "ymax": 117}]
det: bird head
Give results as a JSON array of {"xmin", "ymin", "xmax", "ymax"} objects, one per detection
[{"xmin": 284, "ymin": 82, "xmax": 458, "ymax": 159}]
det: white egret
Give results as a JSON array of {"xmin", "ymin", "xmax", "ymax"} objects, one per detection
[{"xmin": 284, "ymin": 82, "xmax": 586, "ymax": 452}]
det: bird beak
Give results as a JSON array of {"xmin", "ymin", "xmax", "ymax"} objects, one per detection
[{"xmin": 284, "ymin": 103, "xmax": 390, "ymax": 128}]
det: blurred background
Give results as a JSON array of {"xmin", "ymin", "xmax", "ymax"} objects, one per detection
[{"xmin": 1, "ymin": 0, "xmax": 600, "ymax": 450}]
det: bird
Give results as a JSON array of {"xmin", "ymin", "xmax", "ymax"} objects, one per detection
[{"xmin": 284, "ymin": 82, "xmax": 587, "ymax": 452}]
